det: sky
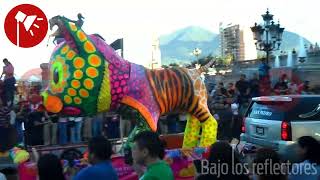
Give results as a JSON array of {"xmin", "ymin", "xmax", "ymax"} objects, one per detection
[{"xmin": 0, "ymin": 0, "xmax": 319, "ymax": 77}]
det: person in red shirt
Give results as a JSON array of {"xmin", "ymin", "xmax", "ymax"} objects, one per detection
[{"xmin": 1, "ymin": 59, "xmax": 16, "ymax": 107}]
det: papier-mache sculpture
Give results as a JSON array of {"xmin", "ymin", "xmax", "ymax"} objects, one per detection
[{"xmin": 42, "ymin": 15, "xmax": 217, "ymax": 149}]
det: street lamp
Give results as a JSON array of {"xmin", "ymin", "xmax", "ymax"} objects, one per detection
[
  {"xmin": 192, "ymin": 48, "xmax": 202, "ymax": 67},
  {"xmin": 251, "ymin": 9, "xmax": 285, "ymax": 96},
  {"xmin": 251, "ymin": 9, "xmax": 285, "ymax": 64}
]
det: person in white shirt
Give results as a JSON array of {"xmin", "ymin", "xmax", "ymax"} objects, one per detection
[
  {"xmin": 58, "ymin": 117, "xmax": 68, "ymax": 144},
  {"xmin": 70, "ymin": 117, "xmax": 83, "ymax": 143}
]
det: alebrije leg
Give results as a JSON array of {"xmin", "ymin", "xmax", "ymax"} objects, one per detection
[
  {"xmin": 182, "ymin": 114, "xmax": 201, "ymax": 148},
  {"xmin": 199, "ymin": 115, "xmax": 218, "ymax": 147},
  {"xmin": 123, "ymin": 112, "xmax": 151, "ymax": 150}
]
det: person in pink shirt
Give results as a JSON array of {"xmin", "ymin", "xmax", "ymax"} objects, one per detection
[{"xmin": 1, "ymin": 59, "xmax": 16, "ymax": 107}]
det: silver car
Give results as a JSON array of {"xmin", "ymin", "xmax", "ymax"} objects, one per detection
[{"xmin": 240, "ymin": 95, "xmax": 320, "ymax": 160}]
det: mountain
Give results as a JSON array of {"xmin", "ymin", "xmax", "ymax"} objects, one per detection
[
  {"xmin": 159, "ymin": 26, "xmax": 311, "ymax": 65},
  {"xmin": 159, "ymin": 26, "xmax": 219, "ymax": 65}
]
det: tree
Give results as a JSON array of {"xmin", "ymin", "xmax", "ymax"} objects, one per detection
[{"xmin": 168, "ymin": 63, "xmax": 179, "ymax": 67}]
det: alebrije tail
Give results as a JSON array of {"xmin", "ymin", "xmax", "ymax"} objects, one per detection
[{"xmin": 198, "ymin": 60, "xmax": 216, "ymax": 73}]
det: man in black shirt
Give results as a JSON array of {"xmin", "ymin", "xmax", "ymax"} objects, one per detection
[
  {"xmin": 236, "ymin": 74, "xmax": 250, "ymax": 105},
  {"xmin": 249, "ymin": 73, "xmax": 260, "ymax": 98}
]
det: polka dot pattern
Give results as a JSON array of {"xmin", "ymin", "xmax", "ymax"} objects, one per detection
[
  {"xmin": 74, "ymin": 97, "xmax": 82, "ymax": 104},
  {"xmin": 71, "ymin": 80, "xmax": 80, "ymax": 89},
  {"xmin": 73, "ymin": 57, "xmax": 85, "ymax": 69},
  {"xmin": 73, "ymin": 70, "xmax": 83, "ymax": 79},
  {"xmin": 84, "ymin": 41, "xmax": 96, "ymax": 53},
  {"xmin": 79, "ymin": 89, "xmax": 89, "ymax": 98},
  {"xmin": 64, "ymin": 95, "xmax": 72, "ymax": 104},
  {"xmin": 61, "ymin": 45, "xmax": 69, "ymax": 54},
  {"xmin": 88, "ymin": 54, "xmax": 101, "ymax": 67},
  {"xmin": 66, "ymin": 50, "xmax": 76, "ymax": 60},
  {"xmin": 84, "ymin": 78, "xmax": 94, "ymax": 90},
  {"xmin": 199, "ymin": 116, "xmax": 217, "ymax": 147},
  {"xmin": 68, "ymin": 88, "xmax": 77, "ymax": 96},
  {"xmin": 77, "ymin": 30, "xmax": 87, "ymax": 42},
  {"xmin": 86, "ymin": 67, "xmax": 98, "ymax": 78},
  {"xmin": 69, "ymin": 22, "xmax": 77, "ymax": 31},
  {"xmin": 182, "ymin": 114, "xmax": 201, "ymax": 148}
]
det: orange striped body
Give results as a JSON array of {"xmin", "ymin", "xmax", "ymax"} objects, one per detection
[{"xmin": 146, "ymin": 67, "xmax": 210, "ymax": 122}]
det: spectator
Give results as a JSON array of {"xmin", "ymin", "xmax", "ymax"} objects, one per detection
[
  {"xmin": 253, "ymin": 148, "xmax": 286, "ymax": 180},
  {"xmin": 25, "ymin": 105, "xmax": 46, "ymax": 146},
  {"xmin": 274, "ymin": 74, "xmax": 289, "ymax": 95},
  {"xmin": 217, "ymin": 82, "xmax": 227, "ymax": 96},
  {"xmin": 92, "ymin": 113, "xmax": 103, "ymax": 137},
  {"xmin": 249, "ymin": 73, "xmax": 260, "ymax": 98},
  {"xmin": 120, "ymin": 109, "xmax": 134, "ymax": 137},
  {"xmin": 210, "ymin": 88, "xmax": 232, "ymax": 140},
  {"xmin": 37, "ymin": 154, "xmax": 65, "ymax": 180},
  {"xmin": 298, "ymin": 81, "xmax": 311, "ymax": 94},
  {"xmin": 1, "ymin": 59, "xmax": 15, "ymax": 107},
  {"xmin": 43, "ymin": 113, "xmax": 58, "ymax": 145},
  {"xmin": 158, "ymin": 115, "xmax": 168, "ymax": 134},
  {"xmin": 70, "ymin": 117, "xmax": 83, "ymax": 143},
  {"xmin": 196, "ymin": 141, "xmax": 249, "ymax": 180},
  {"xmin": 73, "ymin": 136, "xmax": 118, "ymax": 180},
  {"xmin": 131, "ymin": 131, "xmax": 173, "ymax": 180},
  {"xmin": 166, "ymin": 113, "xmax": 178, "ymax": 134},
  {"xmin": 105, "ymin": 114, "xmax": 120, "ymax": 139},
  {"xmin": 235, "ymin": 74, "xmax": 250, "ymax": 116},
  {"xmin": 13, "ymin": 106, "xmax": 25, "ymax": 144},
  {"xmin": 83, "ymin": 116, "xmax": 92, "ymax": 141},
  {"xmin": 226, "ymin": 82, "xmax": 235, "ymax": 98},
  {"xmin": 178, "ymin": 113, "xmax": 188, "ymax": 133},
  {"xmin": 58, "ymin": 116, "xmax": 68, "ymax": 145},
  {"xmin": 289, "ymin": 136, "xmax": 320, "ymax": 180},
  {"xmin": 0, "ymin": 101, "xmax": 11, "ymax": 128}
]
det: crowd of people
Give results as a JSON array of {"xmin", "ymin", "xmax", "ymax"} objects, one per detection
[
  {"xmin": 208, "ymin": 73, "xmax": 313, "ymax": 141},
  {"xmin": 1, "ymin": 126, "xmax": 320, "ymax": 180}
]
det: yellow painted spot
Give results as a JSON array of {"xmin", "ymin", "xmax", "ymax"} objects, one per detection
[
  {"xmin": 66, "ymin": 50, "xmax": 76, "ymax": 60},
  {"xmin": 71, "ymin": 80, "xmax": 81, "ymax": 89},
  {"xmin": 56, "ymin": 55, "xmax": 63, "ymax": 61},
  {"xmin": 84, "ymin": 41, "xmax": 96, "ymax": 53},
  {"xmin": 61, "ymin": 45, "xmax": 69, "ymax": 54},
  {"xmin": 86, "ymin": 67, "xmax": 98, "ymax": 78},
  {"xmin": 79, "ymin": 89, "xmax": 89, "ymax": 98},
  {"xmin": 64, "ymin": 95, "xmax": 72, "ymax": 104},
  {"xmin": 69, "ymin": 22, "xmax": 77, "ymax": 31},
  {"xmin": 63, "ymin": 73, "xmax": 68, "ymax": 78},
  {"xmin": 73, "ymin": 70, "xmax": 83, "ymax": 79},
  {"xmin": 88, "ymin": 54, "xmax": 101, "ymax": 67},
  {"xmin": 63, "ymin": 66, "xmax": 67, "ymax": 71},
  {"xmin": 74, "ymin": 97, "xmax": 82, "ymax": 104},
  {"xmin": 68, "ymin": 88, "xmax": 77, "ymax": 96},
  {"xmin": 77, "ymin": 31, "xmax": 87, "ymax": 42},
  {"xmin": 84, "ymin": 78, "xmax": 94, "ymax": 90},
  {"xmin": 73, "ymin": 57, "xmax": 85, "ymax": 69}
]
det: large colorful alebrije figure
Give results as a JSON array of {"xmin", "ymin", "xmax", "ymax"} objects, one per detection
[{"xmin": 42, "ymin": 15, "xmax": 217, "ymax": 148}]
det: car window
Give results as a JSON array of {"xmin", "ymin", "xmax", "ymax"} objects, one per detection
[
  {"xmin": 246, "ymin": 97, "xmax": 320, "ymax": 121},
  {"xmin": 247, "ymin": 101, "xmax": 285, "ymax": 120}
]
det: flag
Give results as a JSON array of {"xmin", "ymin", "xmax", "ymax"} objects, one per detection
[{"xmin": 110, "ymin": 38, "xmax": 123, "ymax": 51}]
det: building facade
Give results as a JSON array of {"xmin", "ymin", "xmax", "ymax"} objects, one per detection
[{"xmin": 219, "ymin": 23, "xmax": 256, "ymax": 61}]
